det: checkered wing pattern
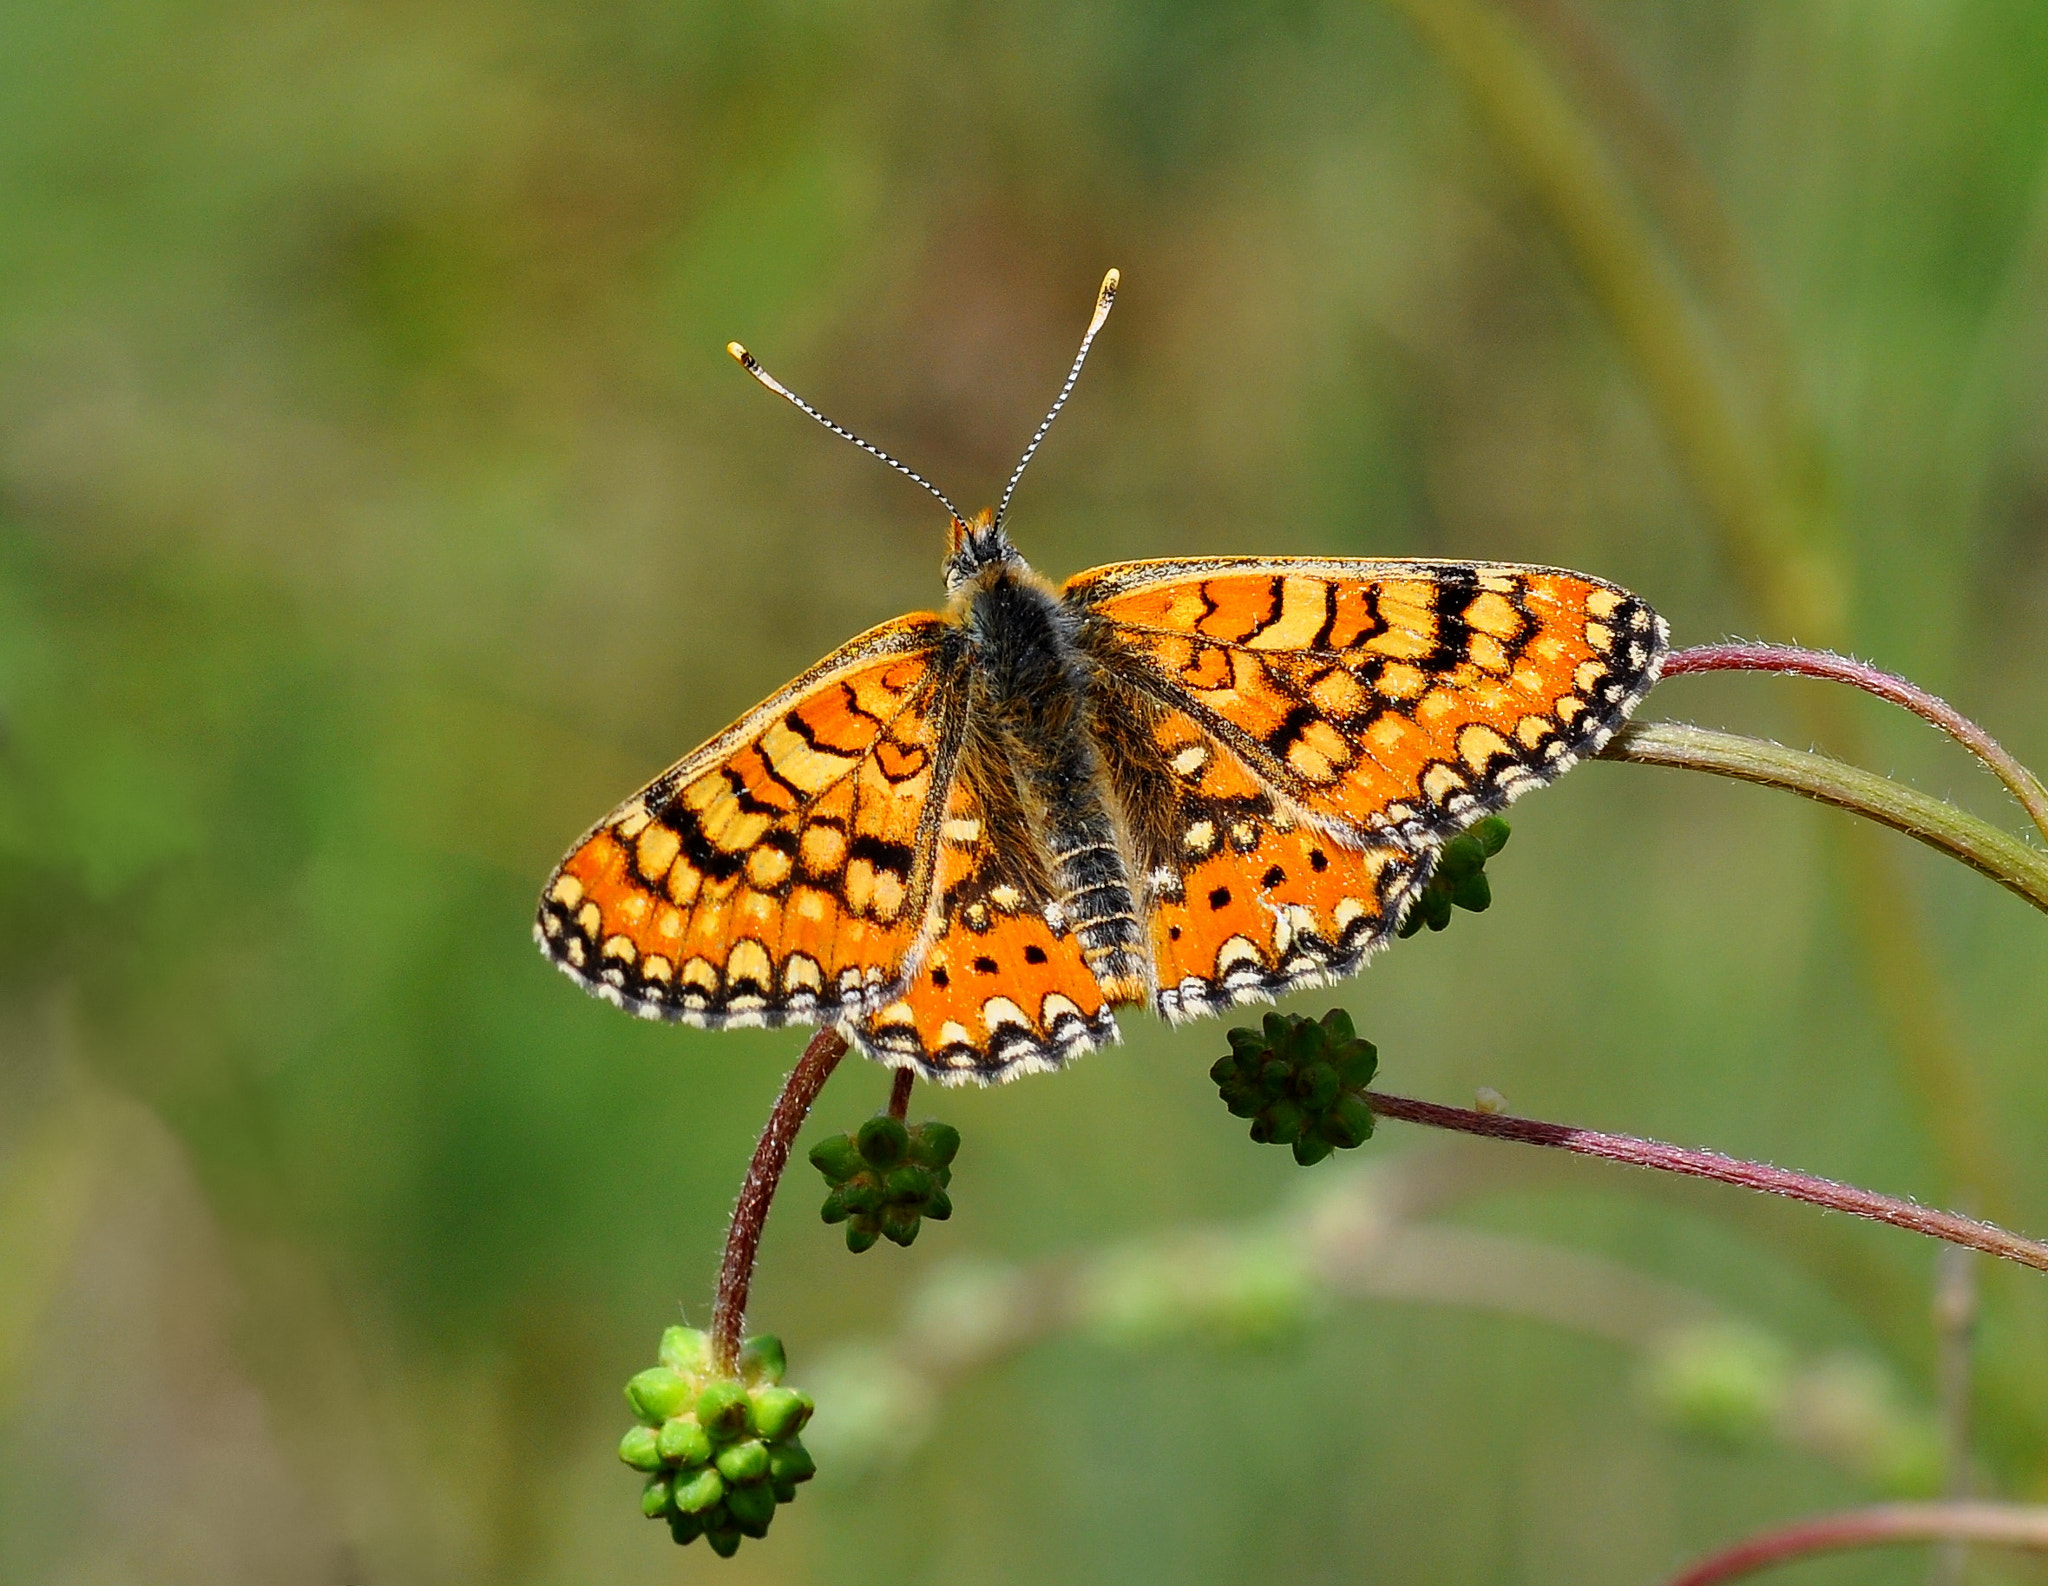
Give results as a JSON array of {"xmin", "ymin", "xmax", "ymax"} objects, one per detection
[{"xmin": 536, "ymin": 615, "xmax": 966, "ymax": 1027}]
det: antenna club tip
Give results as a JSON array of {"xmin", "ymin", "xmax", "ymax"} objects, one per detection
[
  {"xmin": 726, "ymin": 341, "xmax": 751, "ymax": 365},
  {"xmin": 1100, "ymin": 268, "xmax": 1120, "ymax": 295}
]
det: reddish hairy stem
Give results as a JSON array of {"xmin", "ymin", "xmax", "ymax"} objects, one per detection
[
  {"xmin": 888, "ymin": 1065, "xmax": 915, "ymax": 1120},
  {"xmin": 1661, "ymin": 1503, "xmax": 2048, "ymax": 1586},
  {"xmin": 711, "ymin": 1028, "xmax": 849, "ymax": 1373},
  {"xmin": 1363, "ymin": 1091, "xmax": 2048, "ymax": 1276},
  {"xmin": 1662, "ymin": 642, "xmax": 2048, "ymax": 845}
]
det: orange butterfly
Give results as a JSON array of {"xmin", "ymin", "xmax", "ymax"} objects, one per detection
[{"xmin": 537, "ymin": 273, "xmax": 1667, "ymax": 1082}]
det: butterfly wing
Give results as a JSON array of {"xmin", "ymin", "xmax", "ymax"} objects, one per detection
[
  {"xmin": 1067, "ymin": 558, "xmax": 1666, "ymax": 1019},
  {"xmin": 857, "ymin": 735, "xmax": 1123, "ymax": 1082},
  {"xmin": 536, "ymin": 614, "xmax": 969, "ymax": 1027},
  {"xmin": 1069, "ymin": 558, "xmax": 1666, "ymax": 844}
]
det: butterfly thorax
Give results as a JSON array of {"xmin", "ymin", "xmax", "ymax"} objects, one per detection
[{"xmin": 953, "ymin": 556, "xmax": 1151, "ymax": 1005}]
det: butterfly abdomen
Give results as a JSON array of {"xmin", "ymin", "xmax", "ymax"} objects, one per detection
[{"xmin": 967, "ymin": 568, "xmax": 1150, "ymax": 1004}]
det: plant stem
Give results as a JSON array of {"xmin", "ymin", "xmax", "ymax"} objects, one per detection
[
  {"xmin": 1361, "ymin": 1091, "xmax": 2048, "ymax": 1276},
  {"xmin": 1601, "ymin": 722, "xmax": 2048, "ymax": 914},
  {"xmin": 1662, "ymin": 642, "xmax": 2048, "ymax": 846},
  {"xmin": 1660, "ymin": 1504, "xmax": 2048, "ymax": 1586},
  {"xmin": 710, "ymin": 1028, "xmax": 849, "ymax": 1373},
  {"xmin": 887, "ymin": 1066, "xmax": 914, "ymax": 1120}
]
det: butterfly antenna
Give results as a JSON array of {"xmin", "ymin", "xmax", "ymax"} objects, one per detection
[
  {"xmin": 993, "ymin": 268, "xmax": 1119, "ymax": 532},
  {"xmin": 726, "ymin": 342, "xmax": 965, "ymax": 525}
]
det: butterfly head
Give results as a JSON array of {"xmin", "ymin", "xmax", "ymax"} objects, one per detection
[{"xmin": 943, "ymin": 507, "xmax": 1022, "ymax": 594}]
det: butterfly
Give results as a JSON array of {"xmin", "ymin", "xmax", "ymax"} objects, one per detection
[{"xmin": 536, "ymin": 272, "xmax": 1668, "ymax": 1083}]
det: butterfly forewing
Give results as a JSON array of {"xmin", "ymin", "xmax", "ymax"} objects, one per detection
[
  {"xmin": 1067, "ymin": 558, "xmax": 1668, "ymax": 848},
  {"xmin": 535, "ymin": 615, "xmax": 968, "ymax": 1027}
]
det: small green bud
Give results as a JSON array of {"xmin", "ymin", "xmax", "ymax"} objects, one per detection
[
  {"xmin": 724, "ymin": 1479, "xmax": 778, "ymax": 1531},
  {"xmin": 737, "ymin": 1334, "xmax": 786, "ymax": 1386},
  {"xmin": 625, "ymin": 1366, "xmax": 691, "ymax": 1424},
  {"xmin": 1319, "ymin": 1008, "xmax": 1357, "ymax": 1045},
  {"xmin": 672, "ymin": 1466, "xmax": 725, "ymax": 1514},
  {"xmin": 880, "ymin": 1203, "xmax": 923, "ymax": 1246},
  {"xmin": 839, "ymin": 1177, "xmax": 882, "ymax": 1214},
  {"xmin": 1262, "ymin": 1099, "xmax": 1305, "ymax": 1143},
  {"xmin": 909, "ymin": 1120, "xmax": 961, "ymax": 1166},
  {"xmin": 808, "ymin": 1134, "xmax": 865, "ymax": 1182},
  {"xmin": 642, "ymin": 1473, "xmax": 675, "ymax": 1518},
  {"xmin": 820, "ymin": 1185, "xmax": 854, "ymax": 1224},
  {"xmin": 1292, "ymin": 1134, "xmax": 1334, "ymax": 1167},
  {"xmin": 695, "ymin": 1379, "xmax": 751, "ymax": 1440},
  {"xmin": 706, "ymin": 1527, "xmax": 742, "ymax": 1558},
  {"xmin": 669, "ymin": 1509, "xmax": 704, "ymax": 1546},
  {"xmin": 768, "ymin": 1438, "xmax": 816, "ymax": 1484},
  {"xmin": 772, "ymin": 1478, "xmax": 798, "ymax": 1504},
  {"xmin": 1451, "ymin": 871, "xmax": 1491, "ymax": 912},
  {"xmin": 884, "ymin": 1164, "xmax": 935, "ymax": 1202},
  {"xmin": 856, "ymin": 1114, "xmax": 910, "ymax": 1168},
  {"xmin": 657, "ymin": 1416, "xmax": 711, "ymax": 1467},
  {"xmin": 715, "ymin": 1438, "xmax": 772, "ymax": 1485},
  {"xmin": 1328, "ymin": 1093, "xmax": 1375, "ymax": 1149},
  {"xmin": 845, "ymin": 1221, "xmax": 880, "ymax": 1253},
  {"xmin": 749, "ymin": 1386, "xmax": 810, "ymax": 1441},
  {"xmin": 658, "ymin": 1326, "xmax": 708, "ymax": 1374},
  {"xmin": 926, "ymin": 1187, "xmax": 953, "ymax": 1221},
  {"xmin": 1335, "ymin": 1039, "xmax": 1378, "ymax": 1088},
  {"xmin": 1209, "ymin": 1053, "xmax": 1239, "ymax": 1085},
  {"xmin": 1258, "ymin": 1058, "xmax": 1291, "ymax": 1096},
  {"xmin": 1300, "ymin": 1061, "xmax": 1340, "ymax": 1110},
  {"xmin": 1473, "ymin": 815, "xmax": 1510, "ymax": 855},
  {"xmin": 619, "ymin": 1425, "xmax": 664, "ymax": 1471}
]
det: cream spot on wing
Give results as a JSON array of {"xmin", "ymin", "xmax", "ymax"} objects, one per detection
[
  {"xmin": 988, "ymin": 884, "xmax": 1023, "ymax": 911},
  {"xmin": 576, "ymin": 902, "xmax": 601, "ymax": 937},
  {"xmin": 795, "ymin": 888, "xmax": 829, "ymax": 922},
  {"xmin": 1170, "ymin": 743, "xmax": 1210, "ymax": 777},
  {"xmin": 549, "ymin": 875, "xmax": 585, "ymax": 908},
  {"xmin": 682, "ymin": 957, "xmax": 718, "ymax": 991},
  {"xmin": 728, "ymin": 939, "xmax": 773, "ymax": 988},
  {"xmin": 613, "ymin": 802, "xmax": 653, "ymax": 839},
  {"xmin": 760, "ymin": 718, "xmax": 855, "ymax": 794},
  {"xmin": 1246, "ymin": 575, "xmax": 1331, "ymax": 649},
  {"xmin": 1514, "ymin": 715, "xmax": 1553, "ymax": 750},
  {"xmin": 943, "ymin": 816, "xmax": 982, "ymax": 843},
  {"xmin": 939, "ymin": 1021, "xmax": 975, "ymax": 1050},
  {"xmin": 1468, "ymin": 634, "xmax": 1509, "ymax": 674},
  {"xmin": 1216, "ymin": 935, "xmax": 1264, "ymax": 971},
  {"xmin": 1556, "ymin": 695, "xmax": 1585, "ymax": 723},
  {"xmin": 982, "ymin": 996, "xmax": 1028, "ymax": 1029},
  {"xmin": 642, "ymin": 955, "xmax": 673, "ymax": 983},
  {"xmin": 1378, "ymin": 662, "xmax": 1425, "ymax": 700},
  {"xmin": 1422, "ymin": 763, "xmax": 1467, "ymax": 803},
  {"xmin": 1309, "ymin": 669, "xmax": 1365, "ymax": 716},
  {"xmin": 635, "ymin": 824, "xmax": 680, "ymax": 882},
  {"xmin": 801, "ymin": 825, "xmax": 847, "ymax": 874},
  {"xmin": 1574, "ymin": 660, "xmax": 1608, "ymax": 693},
  {"xmin": 1041, "ymin": 992, "xmax": 1082, "ymax": 1025},
  {"xmin": 602, "ymin": 934, "xmax": 636, "ymax": 963},
  {"xmin": 1585, "ymin": 621, "xmax": 1614, "ymax": 652},
  {"xmin": 1585, "ymin": 587, "xmax": 1622, "ymax": 619},
  {"xmin": 618, "ymin": 891, "xmax": 651, "ymax": 927},
  {"xmin": 746, "ymin": 846, "xmax": 793, "ymax": 889},
  {"xmin": 1463, "ymin": 591, "xmax": 1523, "ymax": 639},
  {"xmin": 869, "ymin": 868, "xmax": 906, "ymax": 923},
  {"xmin": 1183, "ymin": 819, "xmax": 1216, "ymax": 856},
  {"xmin": 1333, "ymin": 897, "xmax": 1366, "ymax": 931},
  {"xmin": 783, "ymin": 954, "xmax": 822, "ymax": 993},
  {"xmin": 666, "ymin": 864, "xmax": 702, "ymax": 906},
  {"xmin": 1457, "ymin": 724, "xmax": 1514, "ymax": 772}
]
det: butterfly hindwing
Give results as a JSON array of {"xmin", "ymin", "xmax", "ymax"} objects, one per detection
[
  {"xmin": 1085, "ymin": 673, "xmax": 1429, "ymax": 1021},
  {"xmin": 536, "ymin": 615, "xmax": 967, "ymax": 1027},
  {"xmin": 857, "ymin": 739, "xmax": 1120, "ymax": 1082},
  {"xmin": 1068, "ymin": 558, "xmax": 1667, "ymax": 847}
]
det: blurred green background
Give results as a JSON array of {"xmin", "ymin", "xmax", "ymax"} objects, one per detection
[{"xmin": 4, "ymin": 1, "xmax": 2048, "ymax": 1581}]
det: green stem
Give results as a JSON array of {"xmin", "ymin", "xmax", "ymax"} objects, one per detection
[{"xmin": 1601, "ymin": 722, "xmax": 2048, "ymax": 914}]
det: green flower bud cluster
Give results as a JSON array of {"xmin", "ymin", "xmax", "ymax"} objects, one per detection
[
  {"xmin": 1211, "ymin": 1009, "xmax": 1378, "ymax": 1166},
  {"xmin": 1399, "ymin": 816, "xmax": 1510, "ymax": 937},
  {"xmin": 809, "ymin": 1113, "xmax": 959, "ymax": 1252},
  {"xmin": 617, "ymin": 1327, "xmax": 816, "ymax": 1556}
]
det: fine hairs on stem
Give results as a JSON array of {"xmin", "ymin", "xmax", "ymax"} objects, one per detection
[{"xmin": 710, "ymin": 1029, "xmax": 848, "ymax": 1373}]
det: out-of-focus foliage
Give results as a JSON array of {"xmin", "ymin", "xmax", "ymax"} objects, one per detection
[{"xmin": 1, "ymin": 2, "xmax": 2046, "ymax": 1582}]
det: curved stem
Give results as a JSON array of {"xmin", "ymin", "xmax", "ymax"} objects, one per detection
[
  {"xmin": 1662, "ymin": 642, "xmax": 2048, "ymax": 846},
  {"xmin": 1660, "ymin": 1503, "xmax": 2048, "ymax": 1586},
  {"xmin": 887, "ymin": 1065, "xmax": 914, "ymax": 1121},
  {"xmin": 1601, "ymin": 721, "xmax": 2048, "ymax": 914},
  {"xmin": 1362, "ymin": 1090, "xmax": 2048, "ymax": 1276},
  {"xmin": 711, "ymin": 1028, "xmax": 849, "ymax": 1373}
]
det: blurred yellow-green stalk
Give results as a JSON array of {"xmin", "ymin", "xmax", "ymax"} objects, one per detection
[{"xmin": 3, "ymin": 3, "xmax": 2048, "ymax": 1582}]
